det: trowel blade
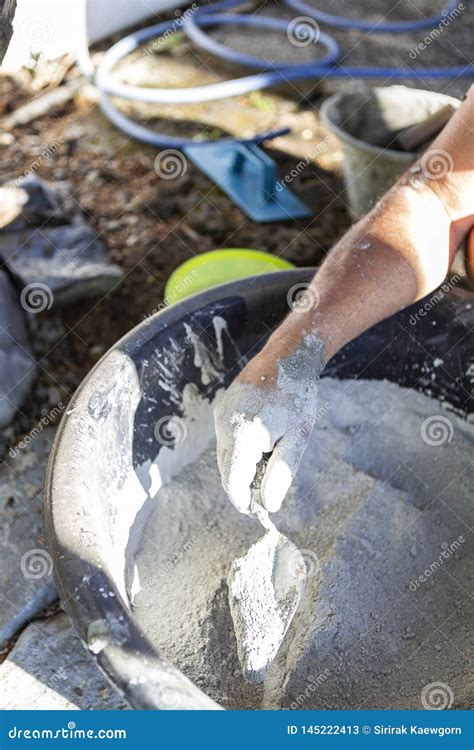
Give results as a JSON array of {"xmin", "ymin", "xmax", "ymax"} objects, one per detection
[{"xmin": 228, "ymin": 527, "xmax": 307, "ymax": 684}]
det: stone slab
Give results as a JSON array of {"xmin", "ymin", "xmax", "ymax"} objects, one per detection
[
  {"xmin": 0, "ymin": 427, "xmax": 56, "ymax": 646},
  {"xmin": 0, "ymin": 612, "xmax": 128, "ymax": 709},
  {"xmin": 0, "ymin": 269, "xmax": 35, "ymax": 429}
]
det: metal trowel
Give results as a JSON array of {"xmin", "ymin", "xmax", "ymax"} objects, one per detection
[{"xmin": 227, "ymin": 458, "xmax": 307, "ymax": 684}]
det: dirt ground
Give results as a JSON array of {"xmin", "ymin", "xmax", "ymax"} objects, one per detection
[{"xmin": 0, "ymin": 83, "xmax": 350, "ymax": 442}]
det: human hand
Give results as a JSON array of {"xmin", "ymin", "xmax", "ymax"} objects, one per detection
[{"xmin": 214, "ymin": 330, "xmax": 324, "ymax": 514}]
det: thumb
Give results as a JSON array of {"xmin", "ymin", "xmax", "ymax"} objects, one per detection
[
  {"xmin": 222, "ymin": 423, "xmax": 272, "ymax": 514},
  {"xmin": 260, "ymin": 433, "xmax": 305, "ymax": 513}
]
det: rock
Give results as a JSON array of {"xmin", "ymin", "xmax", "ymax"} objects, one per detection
[
  {"xmin": 0, "ymin": 176, "xmax": 123, "ymax": 306},
  {"xmin": 0, "ymin": 427, "xmax": 57, "ymax": 646},
  {"xmin": 0, "ymin": 270, "xmax": 35, "ymax": 428},
  {"xmin": 1, "ymin": 79, "xmax": 82, "ymax": 131},
  {"xmin": 0, "ymin": 612, "xmax": 128, "ymax": 709},
  {"xmin": 105, "ymin": 220, "xmax": 121, "ymax": 231},
  {"xmin": 1, "ymin": 224, "xmax": 123, "ymax": 306},
  {"xmin": 0, "ymin": 132, "xmax": 14, "ymax": 145},
  {"xmin": 0, "ymin": 176, "xmax": 76, "ymax": 231}
]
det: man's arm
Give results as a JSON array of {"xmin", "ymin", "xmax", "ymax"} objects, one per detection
[
  {"xmin": 271, "ymin": 85, "xmax": 474, "ymax": 362},
  {"xmin": 215, "ymin": 86, "xmax": 474, "ymax": 515}
]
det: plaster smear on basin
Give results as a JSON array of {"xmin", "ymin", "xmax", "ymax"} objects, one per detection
[
  {"xmin": 128, "ymin": 378, "xmax": 473, "ymax": 709},
  {"xmin": 86, "ymin": 317, "xmax": 228, "ymax": 604}
]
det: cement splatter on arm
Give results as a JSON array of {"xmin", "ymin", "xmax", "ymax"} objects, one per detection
[{"xmin": 215, "ymin": 86, "xmax": 474, "ymax": 514}]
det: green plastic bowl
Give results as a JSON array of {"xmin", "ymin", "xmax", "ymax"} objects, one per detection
[{"xmin": 164, "ymin": 248, "xmax": 294, "ymax": 304}]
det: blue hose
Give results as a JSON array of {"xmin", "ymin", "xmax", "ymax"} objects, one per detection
[
  {"xmin": 182, "ymin": 7, "xmax": 474, "ymax": 79},
  {"xmin": 94, "ymin": 0, "xmax": 473, "ymax": 149},
  {"xmin": 95, "ymin": 2, "xmax": 298, "ymax": 147},
  {"xmin": 182, "ymin": 12, "xmax": 340, "ymax": 70}
]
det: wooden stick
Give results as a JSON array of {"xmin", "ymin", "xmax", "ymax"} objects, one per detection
[{"xmin": 1, "ymin": 78, "xmax": 82, "ymax": 130}]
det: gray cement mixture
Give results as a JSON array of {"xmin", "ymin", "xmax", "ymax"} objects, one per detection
[{"xmin": 130, "ymin": 378, "xmax": 473, "ymax": 709}]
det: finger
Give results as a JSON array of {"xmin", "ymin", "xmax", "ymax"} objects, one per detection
[
  {"xmin": 261, "ymin": 435, "xmax": 304, "ymax": 513},
  {"xmin": 214, "ymin": 403, "xmax": 234, "ymax": 481},
  {"xmin": 215, "ymin": 422, "xmax": 228, "ymax": 480},
  {"xmin": 216, "ymin": 445, "xmax": 228, "ymax": 486},
  {"xmin": 224, "ymin": 423, "xmax": 272, "ymax": 514},
  {"xmin": 214, "ymin": 403, "xmax": 248, "ymax": 510}
]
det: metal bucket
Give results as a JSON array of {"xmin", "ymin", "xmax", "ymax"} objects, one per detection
[
  {"xmin": 320, "ymin": 85, "xmax": 460, "ymax": 219},
  {"xmin": 43, "ymin": 270, "xmax": 472, "ymax": 709}
]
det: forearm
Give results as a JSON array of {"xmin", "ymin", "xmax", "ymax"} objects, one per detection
[
  {"xmin": 272, "ymin": 85, "xmax": 474, "ymax": 365},
  {"xmin": 279, "ymin": 181, "xmax": 452, "ymax": 362}
]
